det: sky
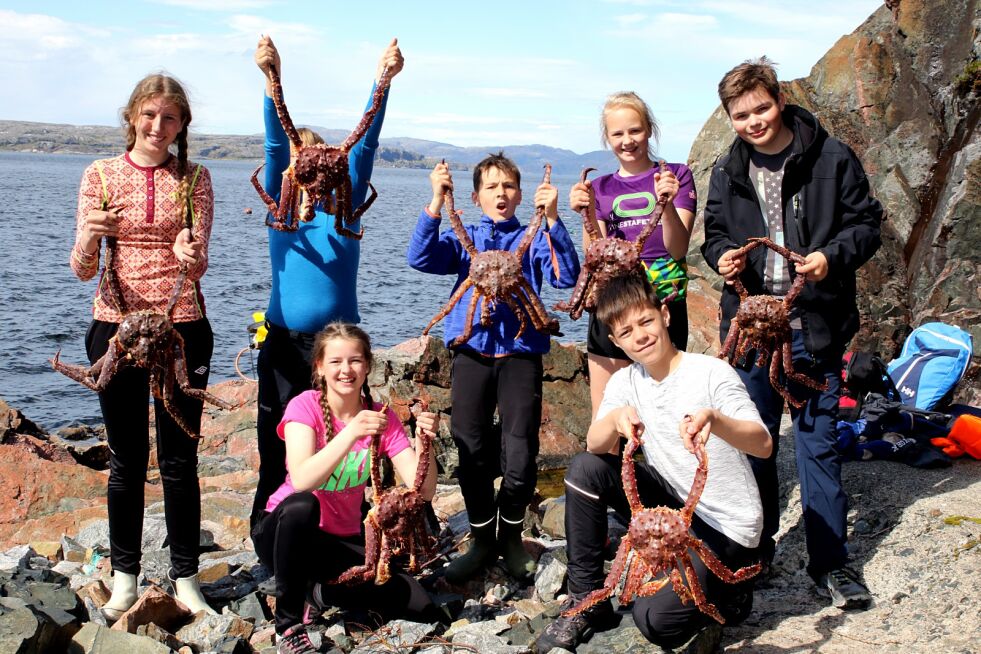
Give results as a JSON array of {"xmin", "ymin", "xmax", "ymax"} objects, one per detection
[{"xmin": 0, "ymin": 0, "xmax": 884, "ymax": 162}]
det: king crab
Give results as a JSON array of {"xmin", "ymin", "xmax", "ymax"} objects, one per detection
[
  {"xmin": 250, "ymin": 63, "xmax": 393, "ymax": 237},
  {"xmin": 331, "ymin": 399, "xmax": 437, "ymax": 586},
  {"xmin": 51, "ymin": 230, "xmax": 237, "ymax": 439},
  {"xmin": 555, "ymin": 163, "xmax": 673, "ymax": 319},
  {"xmin": 718, "ymin": 237, "xmax": 829, "ymax": 408},
  {"xmin": 565, "ymin": 423, "xmax": 761, "ymax": 623},
  {"xmin": 422, "ymin": 164, "xmax": 561, "ymax": 346}
]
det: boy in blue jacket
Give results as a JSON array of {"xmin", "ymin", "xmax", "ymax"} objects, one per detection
[
  {"xmin": 408, "ymin": 153, "xmax": 580, "ymax": 582},
  {"xmin": 701, "ymin": 57, "xmax": 881, "ymax": 609}
]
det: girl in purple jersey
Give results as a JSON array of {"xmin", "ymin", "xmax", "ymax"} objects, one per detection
[{"xmin": 569, "ymin": 92, "xmax": 697, "ymax": 418}]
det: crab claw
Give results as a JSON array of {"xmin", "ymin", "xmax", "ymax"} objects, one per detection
[{"xmin": 50, "ymin": 349, "xmax": 62, "ymax": 368}]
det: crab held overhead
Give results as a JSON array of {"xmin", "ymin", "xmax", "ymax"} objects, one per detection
[
  {"xmin": 422, "ymin": 164, "xmax": 561, "ymax": 346},
  {"xmin": 555, "ymin": 162, "xmax": 672, "ymax": 320},
  {"xmin": 250, "ymin": 63, "xmax": 393, "ymax": 237},
  {"xmin": 563, "ymin": 423, "xmax": 761, "ymax": 623},
  {"xmin": 717, "ymin": 237, "xmax": 829, "ymax": 409}
]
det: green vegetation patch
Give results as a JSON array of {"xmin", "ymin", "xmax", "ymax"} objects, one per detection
[{"xmin": 943, "ymin": 515, "xmax": 981, "ymax": 526}]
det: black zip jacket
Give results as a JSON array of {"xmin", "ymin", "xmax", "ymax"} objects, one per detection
[{"xmin": 701, "ymin": 104, "xmax": 882, "ymax": 359}]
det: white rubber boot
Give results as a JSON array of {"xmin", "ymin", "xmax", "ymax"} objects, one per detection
[
  {"xmin": 173, "ymin": 573, "xmax": 218, "ymax": 615},
  {"xmin": 102, "ymin": 571, "xmax": 138, "ymax": 622}
]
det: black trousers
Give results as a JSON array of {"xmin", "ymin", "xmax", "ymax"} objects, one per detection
[
  {"xmin": 450, "ymin": 350, "xmax": 543, "ymax": 526},
  {"xmin": 251, "ymin": 322, "xmax": 317, "ymax": 528},
  {"xmin": 252, "ymin": 493, "xmax": 434, "ymax": 633},
  {"xmin": 563, "ymin": 452, "xmax": 760, "ymax": 648},
  {"xmin": 86, "ymin": 318, "xmax": 213, "ymax": 578}
]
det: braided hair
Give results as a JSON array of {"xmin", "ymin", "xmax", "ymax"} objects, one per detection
[
  {"xmin": 310, "ymin": 322, "xmax": 376, "ymax": 442},
  {"xmin": 121, "ymin": 73, "xmax": 194, "ymax": 228}
]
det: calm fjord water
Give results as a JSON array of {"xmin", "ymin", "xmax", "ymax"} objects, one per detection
[{"xmin": 0, "ymin": 152, "xmax": 588, "ymax": 429}]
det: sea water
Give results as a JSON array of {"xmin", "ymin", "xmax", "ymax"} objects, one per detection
[{"xmin": 0, "ymin": 152, "xmax": 589, "ymax": 429}]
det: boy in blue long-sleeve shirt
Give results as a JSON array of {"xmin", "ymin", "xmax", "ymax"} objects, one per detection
[{"xmin": 408, "ymin": 153, "xmax": 580, "ymax": 582}]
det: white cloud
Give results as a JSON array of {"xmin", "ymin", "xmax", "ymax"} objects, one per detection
[
  {"xmin": 472, "ymin": 87, "xmax": 549, "ymax": 99},
  {"xmin": 0, "ymin": 10, "xmax": 109, "ymax": 61},
  {"xmin": 601, "ymin": 0, "xmax": 676, "ymax": 6},
  {"xmin": 151, "ymin": 0, "xmax": 273, "ymax": 10}
]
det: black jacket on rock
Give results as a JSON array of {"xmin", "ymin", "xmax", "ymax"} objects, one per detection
[{"xmin": 701, "ymin": 104, "xmax": 883, "ymax": 360}]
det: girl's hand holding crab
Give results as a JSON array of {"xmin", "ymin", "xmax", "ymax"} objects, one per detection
[
  {"xmin": 172, "ymin": 228, "xmax": 202, "ymax": 266},
  {"xmin": 654, "ymin": 167, "xmax": 680, "ymax": 203},
  {"xmin": 415, "ymin": 411, "xmax": 440, "ymax": 438},
  {"xmin": 341, "ymin": 408, "xmax": 389, "ymax": 442}
]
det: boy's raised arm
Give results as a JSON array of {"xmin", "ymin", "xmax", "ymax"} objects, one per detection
[
  {"xmin": 348, "ymin": 38, "xmax": 404, "ymax": 211},
  {"xmin": 407, "ymin": 163, "xmax": 464, "ymax": 274}
]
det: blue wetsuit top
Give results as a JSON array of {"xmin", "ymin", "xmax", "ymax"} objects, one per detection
[
  {"xmin": 262, "ymin": 85, "xmax": 389, "ymax": 333},
  {"xmin": 407, "ymin": 210, "xmax": 580, "ymax": 356}
]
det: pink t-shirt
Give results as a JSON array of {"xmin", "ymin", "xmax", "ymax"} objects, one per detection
[{"xmin": 264, "ymin": 390, "xmax": 411, "ymax": 536}]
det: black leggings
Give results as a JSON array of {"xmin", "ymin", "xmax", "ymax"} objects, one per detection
[
  {"xmin": 449, "ymin": 350, "xmax": 542, "ymax": 526},
  {"xmin": 563, "ymin": 452, "xmax": 760, "ymax": 648},
  {"xmin": 251, "ymin": 323, "xmax": 317, "ymax": 528},
  {"xmin": 86, "ymin": 318, "xmax": 213, "ymax": 578},
  {"xmin": 252, "ymin": 493, "xmax": 435, "ymax": 633}
]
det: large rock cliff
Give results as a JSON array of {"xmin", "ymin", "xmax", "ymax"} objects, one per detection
[{"xmin": 686, "ymin": 0, "xmax": 981, "ymax": 405}]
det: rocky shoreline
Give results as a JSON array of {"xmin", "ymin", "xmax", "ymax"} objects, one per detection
[{"xmin": 1, "ymin": 336, "xmax": 978, "ymax": 653}]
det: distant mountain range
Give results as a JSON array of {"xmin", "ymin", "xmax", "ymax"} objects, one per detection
[{"xmin": 0, "ymin": 119, "xmax": 613, "ymax": 175}]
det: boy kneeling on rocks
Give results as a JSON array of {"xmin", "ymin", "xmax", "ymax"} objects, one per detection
[{"xmin": 535, "ymin": 275, "xmax": 772, "ymax": 653}]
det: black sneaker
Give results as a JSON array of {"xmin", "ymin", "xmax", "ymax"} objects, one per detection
[
  {"xmin": 278, "ymin": 624, "xmax": 317, "ymax": 654},
  {"xmin": 534, "ymin": 595, "xmax": 619, "ymax": 653},
  {"xmin": 814, "ymin": 567, "xmax": 872, "ymax": 610}
]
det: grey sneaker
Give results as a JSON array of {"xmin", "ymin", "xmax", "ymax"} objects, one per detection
[
  {"xmin": 815, "ymin": 567, "xmax": 872, "ymax": 610},
  {"xmin": 534, "ymin": 595, "xmax": 619, "ymax": 653}
]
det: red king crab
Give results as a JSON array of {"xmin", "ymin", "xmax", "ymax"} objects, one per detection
[
  {"xmin": 51, "ymin": 225, "xmax": 237, "ymax": 439},
  {"xmin": 422, "ymin": 164, "xmax": 561, "ymax": 346},
  {"xmin": 250, "ymin": 64, "xmax": 393, "ymax": 237},
  {"xmin": 555, "ymin": 162, "xmax": 672, "ymax": 320},
  {"xmin": 718, "ymin": 236, "xmax": 829, "ymax": 408},
  {"xmin": 564, "ymin": 424, "xmax": 761, "ymax": 623},
  {"xmin": 331, "ymin": 399, "xmax": 436, "ymax": 586}
]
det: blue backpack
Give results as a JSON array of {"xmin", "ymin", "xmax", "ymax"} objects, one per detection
[{"xmin": 887, "ymin": 322, "xmax": 973, "ymax": 411}]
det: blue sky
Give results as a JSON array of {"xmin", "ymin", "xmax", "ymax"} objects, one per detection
[{"xmin": 1, "ymin": 0, "xmax": 882, "ymax": 161}]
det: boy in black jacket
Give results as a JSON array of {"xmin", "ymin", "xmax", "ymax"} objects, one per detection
[{"xmin": 701, "ymin": 57, "xmax": 882, "ymax": 609}]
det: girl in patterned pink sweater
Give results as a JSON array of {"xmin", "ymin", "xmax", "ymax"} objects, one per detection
[{"xmin": 69, "ymin": 73, "xmax": 216, "ymax": 620}]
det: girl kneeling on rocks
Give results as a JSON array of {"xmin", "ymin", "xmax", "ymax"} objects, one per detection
[{"xmin": 251, "ymin": 322, "xmax": 439, "ymax": 653}]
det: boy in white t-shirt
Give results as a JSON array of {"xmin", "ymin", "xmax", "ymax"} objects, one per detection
[{"xmin": 535, "ymin": 275, "xmax": 772, "ymax": 653}]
